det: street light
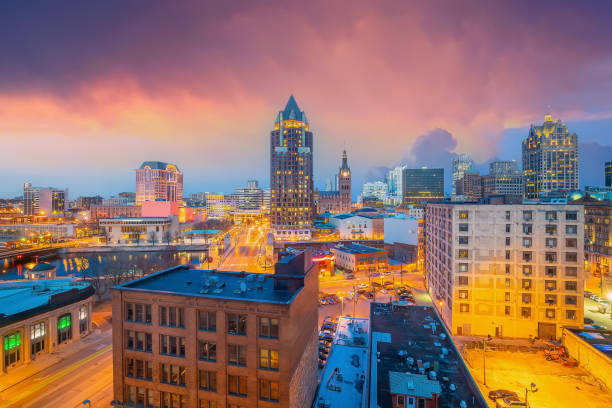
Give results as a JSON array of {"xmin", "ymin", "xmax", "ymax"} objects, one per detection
[
  {"xmin": 525, "ymin": 382, "xmax": 537, "ymax": 406},
  {"xmin": 482, "ymin": 334, "xmax": 492, "ymax": 386}
]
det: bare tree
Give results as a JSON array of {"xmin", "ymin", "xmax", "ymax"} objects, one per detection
[
  {"xmin": 88, "ymin": 268, "xmax": 107, "ymax": 302},
  {"xmin": 164, "ymin": 230, "xmax": 172, "ymax": 246},
  {"xmin": 149, "ymin": 231, "xmax": 157, "ymax": 245}
]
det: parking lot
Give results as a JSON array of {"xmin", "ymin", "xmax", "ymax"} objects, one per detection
[{"xmin": 458, "ymin": 337, "xmax": 612, "ymax": 408}]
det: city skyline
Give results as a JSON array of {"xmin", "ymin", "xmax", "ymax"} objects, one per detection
[{"xmin": 2, "ymin": 1, "xmax": 612, "ymax": 196}]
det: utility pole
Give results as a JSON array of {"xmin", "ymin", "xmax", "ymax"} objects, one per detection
[{"xmin": 483, "ymin": 334, "xmax": 492, "ymax": 386}]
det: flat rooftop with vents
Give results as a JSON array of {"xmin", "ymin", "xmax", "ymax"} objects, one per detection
[
  {"xmin": 315, "ymin": 317, "xmax": 370, "ymax": 408},
  {"xmin": 369, "ymin": 302, "xmax": 487, "ymax": 408}
]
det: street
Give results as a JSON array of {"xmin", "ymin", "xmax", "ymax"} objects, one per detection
[
  {"xmin": 584, "ymin": 297, "xmax": 612, "ymax": 330},
  {"xmin": 218, "ymin": 224, "xmax": 268, "ymax": 273},
  {"xmin": 0, "ymin": 307, "xmax": 113, "ymax": 408}
]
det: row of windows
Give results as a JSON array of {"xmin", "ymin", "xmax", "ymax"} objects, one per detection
[
  {"xmin": 125, "ymin": 305, "xmax": 279, "ymax": 338},
  {"xmin": 458, "ymin": 223, "xmax": 578, "ymax": 235},
  {"xmin": 457, "ymin": 210, "xmax": 578, "ymax": 221},
  {"xmin": 458, "ymin": 304, "xmax": 578, "ymax": 320}
]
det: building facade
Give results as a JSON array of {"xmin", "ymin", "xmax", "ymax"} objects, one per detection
[
  {"xmin": 574, "ymin": 196, "xmax": 612, "ymax": 278},
  {"xmin": 452, "ymin": 154, "xmax": 474, "ymax": 196},
  {"xmin": 606, "ymin": 161, "xmax": 612, "ymax": 187},
  {"xmin": 522, "ymin": 115, "xmax": 579, "ymax": 199},
  {"xmin": 136, "ymin": 162, "xmax": 183, "ymax": 204},
  {"xmin": 111, "ymin": 250, "xmax": 318, "ymax": 408},
  {"xmin": 328, "ymin": 214, "xmax": 384, "ymax": 240},
  {"xmin": 454, "ymin": 172, "xmax": 483, "ymax": 202},
  {"xmin": 403, "ymin": 168, "xmax": 444, "ymax": 206},
  {"xmin": 386, "ymin": 165, "xmax": 407, "ymax": 206},
  {"xmin": 360, "ymin": 181, "xmax": 389, "ymax": 203},
  {"xmin": 99, "ymin": 217, "xmax": 178, "ymax": 245},
  {"xmin": 270, "ymin": 96, "xmax": 314, "ymax": 240},
  {"xmin": 331, "ymin": 243, "xmax": 388, "ymax": 275},
  {"xmin": 76, "ymin": 196, "xmax": 103, "ymax": 210},
  {"xmin": 234, "ymin": 181, "xmax": 264, "ymax": 211},
  {"xmin": 425, "ymin": 203, "xmax": 584, "ymax": 339},
  {"xmin": 1, "ymin": 279, "xmax": 94, "ymax": 375},
  {"xmin": 23, "ymin": 183, "xmax": 68, "ymax": 216},
  {"xmin": 91, "ymin": 204, "xmax": 142, "ymax": 222},
  {"xmin": 206, "ymin": 193, "xmax": 236, "ymax": 220},
  {"xmin": 481, "ymin": 173, "xmax": 524, "ymax": 204},
  {"xmin": 489, "ymin": 160, "xmax": 519, "ymax": 176}
]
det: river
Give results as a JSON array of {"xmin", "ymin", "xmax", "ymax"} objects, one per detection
[{"xmin": 0, "ymin": 250, "xmax": 210, "ymax": 281}]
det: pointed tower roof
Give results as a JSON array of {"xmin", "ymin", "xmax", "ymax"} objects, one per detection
[
  {"xmin": 341, "ymin": 150, "xmax": 349, "ymax": 170},
  {"xmin": 276, "ymin": 95, "xmax": 308, "ymax": 124}
]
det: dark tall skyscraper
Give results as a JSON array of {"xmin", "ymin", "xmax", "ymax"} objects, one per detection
[
  {"xmin": 606, "ymin": 161, "xmax": 612, "ymax": 187},
  {"xmin": 402, "ymin": 167, "xmax": 444, "ymax": 206},
  {"xmin": 522, "ymin": 114, "xmax": 578, "ymax": 199},
  {"xmin": 270, "ymin": 96, "xmax": 314, "ymax": 240}
]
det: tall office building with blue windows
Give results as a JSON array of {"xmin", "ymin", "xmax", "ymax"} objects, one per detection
[{"xmin": 270, "ymin": 96, "xmax": 314, "ymax": 240}]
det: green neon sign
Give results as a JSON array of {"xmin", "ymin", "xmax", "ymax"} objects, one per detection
[
  {"xmin": 58, "ymin": 315, "xmax": 71, "ymax": 330},
  {"xmin": 4, "ymin": 333, "xmax": 21, "ymax": 351}
]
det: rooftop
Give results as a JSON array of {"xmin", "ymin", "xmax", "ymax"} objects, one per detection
[
  {"xmin": 567, "ymin": 327, "xmax": 612, "ymax": 358},
  {"xmin": 369, "ymin": 303, "xmax": 487, "ymax": 408},
  {"xmin": 138, "ymin": 161, "xmax": 180, "ymax": 171},
  {"xmin": 113, "ymin": 264, "xmax": 307, "ymax": 304},
  {"xmin": 0, "ymin": 279, "xmax": 93, "ymax": 327},
  {"xmin": 333, "ymin": 242, "xmax": 385, "ymax": 255},
  {"xmin": 315, "ymin": 317, "xmax": 370, "ymax": 408}
]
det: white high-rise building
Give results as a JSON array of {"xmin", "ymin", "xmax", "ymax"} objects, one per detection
[
  {"xmin": 452, "ymin": 154, "xmax": 474, "ymax": 196},
  {"xmin": 425, "ymin": 202, "xmax": 584, "ymax": 339},
  {"xmin": 386, "ymin": 165, "xmax": 407, "ymax": 206}
]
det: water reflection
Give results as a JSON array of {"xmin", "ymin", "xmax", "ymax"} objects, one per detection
[{"xmin": 0, "ymin": 251, "xmax": 207, "ymax": 280}]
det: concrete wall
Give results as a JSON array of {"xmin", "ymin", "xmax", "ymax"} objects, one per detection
[{"xmin": 562, "ymin": 329, "xmax": 612, "ymax": 391}]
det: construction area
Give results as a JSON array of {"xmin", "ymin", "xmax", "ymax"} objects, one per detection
[{"xmin": 457, "ymin": 336, "xmax": 612, "ymax": 408}]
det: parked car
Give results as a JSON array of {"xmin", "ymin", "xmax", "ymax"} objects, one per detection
[
  {"xmin": 584, "ymin": 291, "xmax": 593, "ymax": 298},
  {"xmin": 496, "ymin": 396, "xmax": 527, "ymax": 407},
  {"xmin": 357, "ymin": 283, "xmax": 369, "ymax": 290},
  {"xmin": 319, "ymin": 352, "xmax": 328, "ymax": 361},
  {"xmin": 318, "ymin": 344, "xmax": 329, "ymax": 354},
  {"xmin": 365, "ymin": 291, "xmax": 374, "ymax": 299},
  {"xmin": 488, "ymin": 390, "xmax": 518, "ymax": 401},
  {"xmin": 584, "ymin": 317, "xmax": 594, "ymax": 324},
  {"xmin": 345, "ymin": 273, "xmax": 355, "ymax": 280}
]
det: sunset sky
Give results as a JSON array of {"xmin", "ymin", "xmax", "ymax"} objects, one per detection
[{"xmin": 1, "ymin": 0, "xmax": 612, "ymax": 197}]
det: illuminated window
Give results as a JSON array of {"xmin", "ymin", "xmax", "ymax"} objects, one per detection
[
  {"xmin": 259, "ymin": 379, "xmax": 280, "ymax": 402},
  {"xmin": 4, "ymin": 331, "xmax": 21, "ymax": 366},
  {"xmin": 199, "ymin": 370, "xmax": 217, "ymax": 391},
  {"xmin": 58, "ymin": 313, "xmax": 72, "ymax": 344}
]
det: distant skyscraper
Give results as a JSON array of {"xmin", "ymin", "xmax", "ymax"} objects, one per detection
[
  {"xmin": 403, "ymin": 168, "xmax": 444, "ymax": 206},
  {"xmin": 522, "ymin": 115, "xmax": 578, "ymax": 199},
  {"xmin": 452, "ymin": 154, "xmax": 474, "ymax": 196},
  {"xmin": 386, "ymin": 165, "xmax": 407, "ymax": 205},
  {"xmin": 489, "ymin": 160, "xmax": 520, "ymax": 175},
  {"xmin": 135, "ymin": 161, "xmax": 183, "ymax": 204},
  {"xmin": 270, "ymin": 96, "xmax": 314, "ymax": 240},
  {"xmin": 606, "ymin": 161, "xmax": 612, "ymax": 187}
]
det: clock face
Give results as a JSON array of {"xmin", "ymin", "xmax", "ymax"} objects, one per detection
[{"xmin": 342, "ymin": 171, "xmax": 349, "ymax": 177}]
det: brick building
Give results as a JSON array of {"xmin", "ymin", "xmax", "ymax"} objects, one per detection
[{"xmin": 111, "ymin": 249, "xmax": 318, "ymax": 408}]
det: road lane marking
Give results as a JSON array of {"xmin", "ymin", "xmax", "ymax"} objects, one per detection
[{"xmin": 0, "ymin": 344, "xmax": 112, "ymax": 407}]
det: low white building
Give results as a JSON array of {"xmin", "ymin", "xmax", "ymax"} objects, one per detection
[
  {"xmin": 328, "ymin": 214, "xmax": 384, "ymax": 240},
  {"xmin": 99, "ymin": 216, "xmax": 178, "ymax": 245}
]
